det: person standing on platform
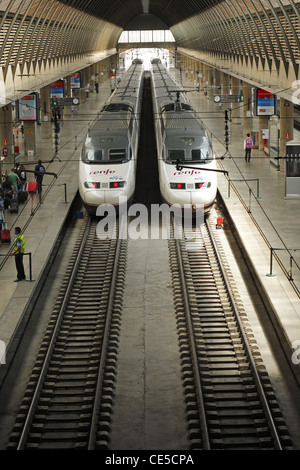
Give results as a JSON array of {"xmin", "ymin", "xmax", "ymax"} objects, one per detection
[
  {"xmin": 2, "ymin": 176, "xmax": 14, "ymax": 196},
  {"xmin": 244, "ymin": 133, "xmax": 253, "ymax": 162},
  {"xmin": 34, "ymin": 159, "xmax": 45, "ymax": 194},
  {"xmin": 8, "ymin": 168, "xmax": 21, "ymax": 196},
  {"xmin": 11, "ymin": 227, "xmax": 26, "ymax": 282},
  {"xmin": 0, "ymin": 189, "xmax": 6, "ymax": 228},
  {"xmin": 18, "ymin": 164, "xmax": 27, "ymax": 191}
]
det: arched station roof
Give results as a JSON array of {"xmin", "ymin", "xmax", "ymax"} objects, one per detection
[{"xmin": 0, "ymin": 1, "xmax": 299, "ymax": 102}]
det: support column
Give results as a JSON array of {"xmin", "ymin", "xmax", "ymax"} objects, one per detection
[
  {"xmin": 23, "ymin": 121, "xmax": 36, "ymax": 157},
  {"xmin": 90, "ymin": 64, "xmax": 96, "ymax": 93},
  {"xmin": 208, "ymin": 67, "xmax": 214, "ymax": 100},
  {"xmin": 65, "ymin": 75, "xmax": 71, "ymax": 97},
  {"xmin": 63, "ymin": 76, "xmax": 72, "ymax": 116},
  {"xmin": 231, "ymin": 77, "xmax": 241, "ymax": 120},
  {"xmin": 280, "ymin": 97, "xmax": 293, "ymax": 160},
  {"xmin": 0, "ymin": 103, "xmax": 14, "ymax": 162},
  {"xmin": 258, "ymin": 116, "xmax": 269, "ymax": 151},
  {"xmin": 242, "ymin": 82, "xmax": 254, "ymax": 136},
  {"xmin": 198, "ymin": 62, "xmax": 204, "ymax": 91},
  {"xmin": 40, "ymin": 85, "xmax": 52, "ymax": 139},
  {"xmin": 214, "ymin": 69, "xmax": 221, "ymax": 92},
  {"xmin": 222, "ymin": 73, "xmax": 230, "ymax": 95},
  {"xmin": 79, "ymin": 68, "xmax": 88, "ymax": 103}
]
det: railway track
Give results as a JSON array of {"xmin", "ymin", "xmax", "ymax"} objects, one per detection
[
  {"xmin": 7, "ymin": 215, "xmax": 127, "ymax": 450},
  {"xmin": 169, "ymin": 216, "xmax": 293, "ymax": 450}
]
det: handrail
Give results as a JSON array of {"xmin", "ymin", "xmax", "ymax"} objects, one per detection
[{"xmin": 0, "ymin": 252, "xmax": 34, "ymax": 281}]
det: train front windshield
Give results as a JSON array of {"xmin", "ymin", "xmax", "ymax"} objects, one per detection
[
  {"xmin": 82, "ymin": 136, "xmax": 130, "ymax": 164},
  {"xmin": 164, "ymin": 136, "xmax": 214, "ymax": 164}
]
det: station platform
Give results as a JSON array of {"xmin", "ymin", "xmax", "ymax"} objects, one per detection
[
  {"xmin": 0, "ymin": 68, "xmax": 300, "ymax": 390},
  {"xmin": 0, "ymin": 79, "xmax": 113, "ymax": 368}
]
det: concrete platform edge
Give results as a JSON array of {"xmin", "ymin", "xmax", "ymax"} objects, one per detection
[
  {"xmin": 217, "ymin": 189, "xmax": 300, "ymax": 387},
  {"xmin": 0, "ymin": 191, "xmax": 79, "ymax": 389}
]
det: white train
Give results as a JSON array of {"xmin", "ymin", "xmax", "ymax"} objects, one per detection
[
  {"xmin": 79, "ymin": 62, "xmax": 144, "ymax": 214},
  {"xmin": 150, "ymin": 62, "xmax": 217, "ymax": 214}
]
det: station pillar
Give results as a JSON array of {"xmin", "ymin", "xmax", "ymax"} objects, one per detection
[
  {"xmin": 208, "ymin": 67, "xmax": 214, "ymax": 100},
  {"xmin": 242, "ymin": 82, "xmax": 253, "ymax": 136},
  {"xmin": 0, "ymin": 103, "xmax": 14, "ymax": 165},
  {"xmin": 222, "ymin": 73, "xmax": 230, "ymax": 95},
  {"xmin": 23, "ymin": 121, "xmax": 36, "ymax": 157},
  {"xmin": 64, "ymin": 75, "xmax": 71, "ymax": 97},
  {"xmin": 198, "ymin": 62, "xmax": 204, "ymax": 91},
  {"xmin": 280, "ymin": 97, "xmax": 293, "ymax": 160},
  {"xmin": 40, "ymin": 85, "xmax": 52, "ymax": 139},
  {"xmin": 79, "ymin": 67, "xmax": 89, "ymax": 103},
  {"xmin": 258, "ymin": 116, "xmax": 269, "ymax": 151},
  {"xmin": 231, "ymin": 77, "xmax": 241, "ymax": 120},
  {"xmin": 214, "ymin": 69, "xmax": 221, "ymax": 93},
  {"xmin": 64, "ymin": 76, "xmax": 72, "ymax": 115}
]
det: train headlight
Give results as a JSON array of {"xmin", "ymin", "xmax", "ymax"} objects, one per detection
[
  {"xmin": 84, "ymin": 182, "xmax": 101, "ymax": 188},
  {"xmin": 109, "ymin": 181, "xmax": 126, "ymax": 188},
  {"xmin": 170, "ymin": 182, "xmax": 186, "ymax": 189}
]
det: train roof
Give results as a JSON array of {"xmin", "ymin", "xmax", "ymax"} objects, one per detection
[
  {"xmin": 163, "ymin": 116, "xmax": 206, "ymax": 131},
  {"xmin": 90, "ymin": 114, "xmax": 130, "ymax": 131}
]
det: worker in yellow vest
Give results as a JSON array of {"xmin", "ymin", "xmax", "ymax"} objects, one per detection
[{"xmin": 12, "ymin": 227, "xmax": 26, "ymax": 282}]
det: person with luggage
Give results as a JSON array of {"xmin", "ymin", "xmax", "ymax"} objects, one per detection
[
  {"xmin": 11, "ymin": 227, "xmax": 26, "ymax": 282},
  {"xmin": 244, "ymin": 133, "xmax": 253, "ymax": 162},
  {"xmin": 17, "ymin": 165, "xmax": 28, "ymax": 203},
  {"xmin": 0, "ymin": 189, "xmax": 6, "ymax": 228},
  {"xmin": 2, "ymin": 175, "xmax": 13, "ymax": 194},
  {"xmin": 19, "ymin": 165, "xmax": 27, "ymax": 188},
  {"xmin": 34, "ymin": 160, "xmax": 45, "ymax": 194},
  {"xmin": 6, "ymin": 170, "xmax": 20, "ymax": 213},
  {"xmin": 8, "ymin": 168, "xmax": 21, "ymax": 196},
  {"xmin": 2, "ymin": 176, "xmax": 14, "ymax": 210}
]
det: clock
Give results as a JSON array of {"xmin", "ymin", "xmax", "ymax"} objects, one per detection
[
  {"xmin": 73, "ymin": 98, "xmax": 79, "ymax": 105},
  {"xmin": 214, "ymin": 95, "xmax": 221, "ymax": 103}
]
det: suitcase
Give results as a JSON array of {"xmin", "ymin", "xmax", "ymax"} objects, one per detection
[
  {"xmin": 4, "ymin": 197, "xmax": 10, "ymax": 210},
  {"xmin": 1, "ymin": 223, "xmax": 11, "ymax": 244},
  {"xmin": 9, "ymin": 197, "xmax": 19, "ymax": 213},
  {"xmin": 28, "ymin": 181, "xmax": 37, "ymax": 193},
  {"xmin": 18, "ymin": 191, "xmax": 28, "ymax": 203}
]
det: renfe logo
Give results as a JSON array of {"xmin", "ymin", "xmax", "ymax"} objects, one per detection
[
  {"xmin": 173, "ymin": 170, "xmax": 201, "ymax": 176},
  {"xmin": 89, "ymin": 169, "xmax": 116, "ymax": 176}
]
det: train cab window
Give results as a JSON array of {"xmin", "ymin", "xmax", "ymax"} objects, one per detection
[
  {"xmin": 191, "ymin": 149, "xmax": 201, "ymax": 161},
  {"xmin": 190, "ymin": 148, "xmax": 213, "ymax": 162},
  {"xmin": 83, "ymin": 149, "xmax": 103, "ymax": 162},
  {"xmin": 109, "ymin": 148, "xmax": 127, "ymax": 162},
  {"xmin": 167, "ymin": 149, "xmax": 185, "ymax": 162}
]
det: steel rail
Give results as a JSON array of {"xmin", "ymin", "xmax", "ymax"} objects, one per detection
[
  {"xmin": 16, "ymin": 215, "xmax": 92, "ymax": 450},
  {"xmin": 88, "ymin": 215, "xmax": 125, "ymax": 449},
  {"xmin": 171, "ymin": 217, "xmax": 210, "ymax": 450},
  {"xmin": 205, "ymin": 220, "xmax": 283, "ymax": 450}
]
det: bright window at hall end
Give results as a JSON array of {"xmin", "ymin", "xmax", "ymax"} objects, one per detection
[{"xmin": 118, "ymin": 30, "xmax": 175, "ymax": 43}]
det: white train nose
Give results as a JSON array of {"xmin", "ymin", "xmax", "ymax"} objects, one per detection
[{"xmin": 83, "ymin": 189, "xmax": 130, "ymax": 207}]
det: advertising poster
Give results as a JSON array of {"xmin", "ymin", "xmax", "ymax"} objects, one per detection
[
  {"xmin": 18, "ymin": 93, "xmax": 37, "ymax": 120},
  {"xmin": 257, "ymin": 89, "xmax": 275, "ymax": 115},
  {"xmin": 50, "ymin": 80, "xmax": 64, "ymax": 98},
  {"xmin": 71, "ymin": 72, "xmax": 81, "ymax": 89}
]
